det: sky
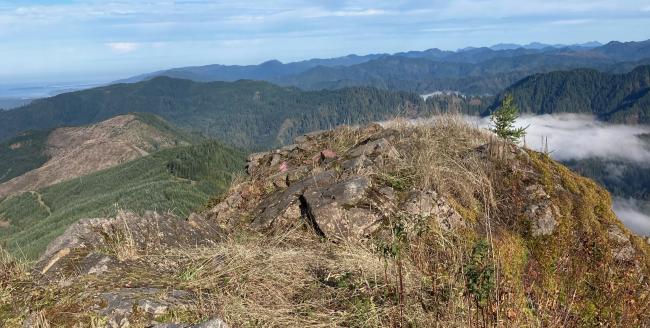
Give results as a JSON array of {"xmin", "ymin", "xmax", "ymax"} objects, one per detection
[{"xmin": 1, "ymin": 0, "xmax": 650, "ymax": 83}]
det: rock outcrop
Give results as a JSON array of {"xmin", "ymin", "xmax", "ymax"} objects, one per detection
[{"xmin": 202, "ymin": 124, "xmax": 465, "ymax": 241}]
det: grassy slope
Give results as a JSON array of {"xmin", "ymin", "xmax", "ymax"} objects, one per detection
[{"xmin": 0, "ymin": 141, "xmax": 244, "ymax": 259}]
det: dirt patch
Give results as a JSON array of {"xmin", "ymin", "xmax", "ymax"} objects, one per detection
[
  {"xmin": 0, "ymin": 114, "xmax": 188, "ymax": 198},
  {"xmin": 0, "ymin": 218, "xmax": 9, "ymax": 228},
  {"xmin": 9, "ymin": 142, "xmax": 23, "ymax": 150}
]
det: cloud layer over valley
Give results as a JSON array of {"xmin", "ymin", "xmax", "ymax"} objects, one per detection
[{"xmin": 466, "ymin": 114, "xmax": 650, "ymax": 235}]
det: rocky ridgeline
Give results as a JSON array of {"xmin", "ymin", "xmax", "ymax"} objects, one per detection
[
  {"xmin": 11, "ymin": 121, "xmax": 650, "ymax": 327},
  {"xmin": 200, "ymin": 123, "xmax": 464, "ymax": 240}
]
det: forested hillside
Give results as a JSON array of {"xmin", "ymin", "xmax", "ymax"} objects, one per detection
[
  {"xmin": 491, "ymin": 65, "xmax": 650, "ymax": 123},
  {"xmin": 0, "ymin": 77, "xmax": 430, "ymax": 150},
  {"xmin": 0, "ymin": 113, "xmax": 193, "ymax": 197},
  {"xmin": 0, "ymin": 140, "xmax": 244, "ymax": 259},
  {"xmin": 0, "ymin": 130, "xmax": 50, "ymax": 184}
]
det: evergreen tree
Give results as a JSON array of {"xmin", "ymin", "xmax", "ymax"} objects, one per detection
[{"xmin": 490, "ymin": 94, "xmax": 527, "ymax": 143}]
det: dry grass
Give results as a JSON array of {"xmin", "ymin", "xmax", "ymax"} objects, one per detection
[
  {"xmin": 4, "ymin": 116, "xmax": 649, "ymax": 327},
  {"xmin": 127, "ymin": 224, "xmax": 460, "ymax": 327},
  {"xmin": 376, "ymin": 116, "xmax": 500, "ymax": 230},
  {"xmin": 97, "ymin": 213, "xmax": 140, "ymax": 261}
]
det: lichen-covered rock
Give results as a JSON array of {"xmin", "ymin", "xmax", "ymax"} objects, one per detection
[
  {"xmin": 401, "ymin": 190, "xmax": 464, "ymax": 230},
  {"xmin": 152, "ymin": 318, "xmax": 229, "ymax": 328},
  {"xmin": 527, "ymin": 201, "xmax": 560, "ymax": 236},
  {"xmin": 302, "ymin": 175, "xmax": 383, "ymax": 239},
  {"xmin": 81, "ymin": 252, "xmax": 116, "ymax": 275},
  {"xmin": 608, "ymin": 226, "xmax": 636, "ymax": 262},
  {"xmin": 36, "ymin": 211, "xmax": 224, "ymax": 279},
  {"xmin": 208, "ymin": 123, "xmax": 465, "ymax": 241},
  {"xmin": 99, "ymin": 288, "xmax": 195, "ymax": 327}
]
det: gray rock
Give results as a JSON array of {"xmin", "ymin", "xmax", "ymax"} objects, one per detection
[
  {"xmin": 152, "ymin": 318, "xmax": 229, "ymax": 328},
  {"xmin": 251, "ymin": 170, "xmax": 338, "ymax": 230},
  {"xmin": 294, "ymin": 130, "xmax": 327, "ymax": 144},
  {"xmin": 246, "ymin": 151, "xmax": 270, "ymax": 175},
  {"xmin": 401, "ymin": 190, "xmax": 439, "ymax": 217},
  {"xmin": 82, "ymin": 252, "xmax": 115, "ymax": 275},
  {"xmin": 341, "ymin": 154, "xmax": 373, "ymax": 171},
  {"xmin": 98, "ymin": 288, "xmax": 194, "ymax": 325},
  {"xmin": 270, "ymin": 153, "xmax": 282, "ymax": 166},
  {"xmin": 608, "ymin": 226, "xmax": 636, "ymax": 262},
  {"xmin": 379, "ymin": 186, "xmax": 396, "ymax": 200},
  {"xmin": 527, "ymin": 202, "xmax": 559, "ymax": 236},
  {"xmin": 347, "ymin": 138, "xmax": 396, "ymax": 158},
  {"xmin": 400, "ymin": 190, "xmax": 464, "ymax": 230},
  {"xmin": 320, "ymin": 176, "xmax": 372, "ymax": 206},
  {"xmin": 526, "ymin": 184, "xmax": 549, "ymax": 200},
  {"xmin": 302, "ymin": 175, "xmax": 382, "ymax": 239},
  {"xmin": 37, "ymin": 211, "xmax": 224, "ymax": 279}
]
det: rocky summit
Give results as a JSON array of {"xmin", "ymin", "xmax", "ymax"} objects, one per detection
[{"xmin": 2, "ymin": 118, "xmax": 649, "ymax": 327}]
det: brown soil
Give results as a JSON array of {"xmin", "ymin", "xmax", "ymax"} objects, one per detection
[{"xmin": 0, "ymin": 115, "xmax": 186, "ymax": 198}]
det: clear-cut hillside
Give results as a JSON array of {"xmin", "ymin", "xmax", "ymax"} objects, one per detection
[
  {"xmin": 0, "ymin": 114, "xmax": 189, "ymax": 198},
  {"xmin": 2, "ymin": 118, "xmax": 649, "ymax": 327}
]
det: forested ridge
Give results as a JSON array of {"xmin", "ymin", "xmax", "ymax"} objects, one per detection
[
  {"xmin": 0, "ymin": 140, "xmax": 244, "ymax": 259},
  {"xmin": 490, "ymin": 65, "xmax": 650, "ymax": 123},
  {"xmin": 0, "ymin": 77, "xmax": 431, "ymax": 150}
]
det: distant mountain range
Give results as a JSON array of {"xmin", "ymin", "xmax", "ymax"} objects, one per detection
[
  {"xmin": 119, "ymin": 40, "xmax": 650, "ymax": 95},
  {"xmin": 118, "ymin": 54, "xmax": 386, "ymax": 84},
  {"xmin": 0, "ymin": 98, "xmax": 32, "ymax": 110},
  {"xmin": 486, "ymin": 41, "xmax": 602, "ymax": 51},
  {"xmin": 0, "ymin": 78, "xmax": 432, "ymax": 150}
]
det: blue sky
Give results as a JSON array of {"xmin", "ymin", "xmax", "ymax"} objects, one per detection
[{"xmin": 1, "ymin": 0, "xmax": 649, "ymax": 83}]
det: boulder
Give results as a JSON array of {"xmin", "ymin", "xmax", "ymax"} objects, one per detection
[
  {"xmin": 527, "ymin": 202, "xmax": 559, "ymax": 236},
  {"xmin": 301, "ymin": 176, "xmax": 382, "ymax": 239},
  {"xmin": 347, "ymin": 138, "xmax": 397, "ymax": 158},
  {"xmin": 251, "ymin": 170, "xmax": 338, "ymax": 230},
  {"xmin": 37, "ymin": 211, "xmax": 224, "ymax": 279},
  {"xmin": 401, "ymin": 190, "xmax": 464, "ymax": 230},
  {"xmin": 607, "ymin": 226, "xmax": 636, "ymax": 262},
  {"xmin": 98, "ymin": 288, "xmax": 195, "ymax": 327},
  {"xmin": 152, "ymin": 319, "xmax": 229, "ymax": 328}
]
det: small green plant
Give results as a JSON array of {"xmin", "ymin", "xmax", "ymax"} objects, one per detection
[
  {"xmin": 178, "ymin": 264, "xmax": 205, "ymax": 281},
  {"xmin": 465, "ymin": 239, "xmax": 495, "ymax": 326},
  {"xmin": 490, "ymin": 94, "xmax": 527, "ymax": 143},
  {"xmin": 377, "ymin": 219, "xmax": 407, "ymax": 323}
]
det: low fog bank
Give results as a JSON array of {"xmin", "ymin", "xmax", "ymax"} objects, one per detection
[
  {"xmin": 389, "ymin": 114, "xmax": 650, "ymax": 234},
  {"xmin": 503, "ymin": 114, "xmax": 650, "ymax": 236},
  {"xmin": 470, "ymin": 114, "xmax": 650, "ymax": 164},
  {"xmin": 457, "ymin": 114, "xmax": 650, "ymax": 236},
  {"xmin": 612, "ymin": 198, "xmax": 650, "ymax": 236}
]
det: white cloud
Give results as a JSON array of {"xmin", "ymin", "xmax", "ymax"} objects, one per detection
[
  {"xmin": 328, "ymin": 9, "xmax": 387, "ymax": 17},
  {"xmin": 107, "ymin": 42, "xmax": 140, "ymax": 54},
  {"xmin": 276, "ymin": 7, "xmax": 388, "ymax": 20},
  {"xmin": 465, "ymin": 114, "xmax": 650, "ymax": 163},
  {"xmin": 421, "ymin": 25, "xmax": 500, "ymax": 33},
  {"xmin": 549, "ymin": 19, "xmax": 593, "ymax": 25},
  {"xmin": 612, "ymin": 198, "xmax": 650, "ymax": 236},
  {"xmin": 514, "ymin": 114, "xmax": 650, "ymax": 163}
]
